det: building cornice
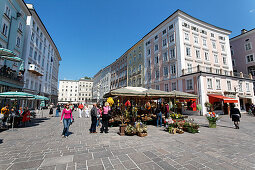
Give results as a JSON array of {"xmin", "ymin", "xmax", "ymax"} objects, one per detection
[{"xmin": 230, "ymin": 28, "xmax": 255, "ymax": 42}]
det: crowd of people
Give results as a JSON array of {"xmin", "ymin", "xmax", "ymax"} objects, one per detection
[
  {"xmin": 0, "ymin": 65, "xmax": 23, "ymax": 81},
  {"xmin": 0, "ymin": 105, "xmax": 31, "ymax": 128}
]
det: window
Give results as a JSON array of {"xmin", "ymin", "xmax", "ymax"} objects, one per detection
[
  {"xmin": 154, "ymin": 55, "xmax": 159, "ymax": 64},
  {"xmin": 170, "ymin": 64, "xmax": 176, "ymax": 74},
  {"xmin": 223, "ymin": 56, "xmax": 227, "ymax": 65},
  {"xmin": 170, "ymin": 48, "xmax": 175, "ymax": 58},
  {"xmin": 169, "ymin": 34, "xmax": 174, "ymax": 43},
  {"xmin": 231, "ymin": 49, "xmax": 234, "ymax": 56},
  {"xmin": 146, "ymin": 40, "xmax": 151, "ymax": 46},
  {"xmin": 245, "ymin": 43, "xmax": 252, "ymax": 51},
  {"xmin": 232, "ymin": 59, "xmax": 236, "ymax": 66},
  {"xmin": 206, "ymin": 67, "xmax": 211, "ymax": 73},
  {"xmin": 155, "ymin": 35, "xmax": 158, "ymax": 40},
  {"xmin": 1, "ymin": 22, "xmax": 8, "ymax": 36},
  {"xmin": 164, "ymin": 84, "xmax": 169, "ymax": 92},
  {"xmin": 186, "ymin": 47, "xmax": 191, "ymax": 56},
  {"xmin": 212, "ymin": 42, "xmax": 216, "ymax": 49},
  {"xmin": 216, "ymin": 69, "xmax": 220, "ymax": 74},
  {"xmin": 133, "ymin": 56, "xmax": 136, "ymax": 62},
  {"xmin": 162, "ymin": 29, "xmax": 166, "ymax": 35},
  {"xmin": 191, "ymin": 26, "xmax": 198, "ymax": 32},
  {"xmin": 172, "ymin": 82, "xmax": 177, "ymax": 90},
  {"xmin": 29, "ymin": 47, "xmax": 33, "ymax": 57},
  {"xmin": 196, "ymin": 49, "xmax": 200, "ymax": 59},
  {"xmin": 163, "ymin": 67, "xmax": 168, "ymax": 77},
  {"xmin": 163, "ymin": 39, "xmax": 167, "ymax": 47},
  {"xmin": 216, "ymin": 79, "xmax": 221, "ymax": 89},
  {"xmin": 169, "ymin": 24, "xmax": 173, "ymax": 30},
  {"xmin": 154, "ymin": 44, "xmax": 158, "ymax": 51},
  {"xmin": 4, "ymin": 6, "xmax": 11, "ymax": 17},
  {"xmin": 211, "ymin": 33, "xmax": 214, "ymax": 37},
  {"xmin": 38, "ymin": 55, "xmax": 41, "ymax": 64},
  {"xmin": 163, "ymin": 52, "xmax": 168, "ymax": 61},
  {"xmin": 34, "ymin": 51, "xmax": 37, "ymax": 60},
  {"xmin": 214, "ymin": 54, "xmax": 218, "ymax": 63},
  {"xmin": 187, "ymin": 63, "xmax": 192, "ymax": 73},
  {"xmin": 156, "ymin": 85, "xmax": 160, "ymax": 90},
  {"xmin": 42, "ymin": 58, "xmax": 44, "ymax": 67},
  {"xmin": 148, "ymin": 59, "xmax": 151, "ymax": 67},
  {"xmin": 194, "ymin": 36, "xmax": 198, "ymax": 43},
  {"xmin": 203, "ymin": 39, "xmax": 207, "ymax": 46},
  {"xmin": 219, "ymin": 36, "xmax": 225, "ymax": 41},
  {"xmin": 239, "ymin": 82, "xmax": 243, "ymax": 92},
  {"xmin": 186, "ymin": 79, "xmax": 193, "ymax": 90},
  {"xmin": 138, "ymin": 65, "xmax": 141, "ymax": 72},
  {"xmin": 221, "ymin": 44, "xmax": 225, "ymax": 51},
  {"xmin": 39, "ymin": 42, "xmax": 42, "ymax": 50},
  {"xmin": 16, "ymin": 36, "xmax": 21, "ymax": 47},
  {"xmin": 246, "ymin": 83, "xmax": 250, "ymax": 92},
  {"xmin": 184, "ymin": 33, "xmax": 189, "ymax": 41},
  {"xmin": 155, "ymin": 70, "xmax": 159, "ymax": 79},
  {"xmin": 18, "ymin": 22, "xmax": 23, "ymax": 31},
  {"xmin": 31, "ymin": 32, "xmax": 35, "ymax": 41},
  {"xmin": 246, "ymin": 54, "xmax": 254, "ymax": 63},
  {"xmin": 227, "ymin": 81, "xmax": 231, "ymax": 91},
  {"xmin": 147, "ymin": 49, "xmax": 151, "ymax": 56},
  {"xmin": 201, "ymin": 30, "xmax": 207, "ymax": 35},
  {"xmin": 207, "ymin": 78, "xmax": 212, "ymax": 89},
  {"xmin": 205, "ymin": 52, "xmax": 209, "ymax": 61}
]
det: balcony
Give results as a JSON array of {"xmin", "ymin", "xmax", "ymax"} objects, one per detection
[
  {"xmin": 182, "ymin": 65, "xmax": 253, "ymax": 79},
  {"xmin": 28, "ymin": 64, "xmax": 43, "ymax": 76}
]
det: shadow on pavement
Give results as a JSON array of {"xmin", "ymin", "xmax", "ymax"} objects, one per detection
[
  {"xmin": 0, "ymin": 139, "xmax": 2, "ymax": 144},
  {"xmin": 18, "ymin": 118, "xmax": 50, "ymax": 129}
]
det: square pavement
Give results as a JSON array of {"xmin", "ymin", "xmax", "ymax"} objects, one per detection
[{"xmin": 0, "ymin": 109, "xmax": 255, "ymax": 170}]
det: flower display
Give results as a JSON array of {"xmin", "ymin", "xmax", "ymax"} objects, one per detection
[
  {"xmin": 206, "ymin": 112, "xmax": 221, "ymax": 128},
  {"xmin": 107, "ymin": 97, "xmax": 114, "ymax": 106}
]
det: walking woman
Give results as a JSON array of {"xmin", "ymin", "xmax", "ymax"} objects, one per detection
[
  {"xmin": 100, "ymin": 102, "xmax": 110, "ymax": 133},
  {"xmin": 156, "ymin": 103, "xmax": 162, "ymax": 127},
  {"xmin": 61, "ymin": 104, "xmax": 73, "ymax": 138},
  {"xmin": 230, "ymin": 103, "xmax": 241, "ymax": 129},
  {"xmin": 84, "ymin": 104, "xmax": 90, "ymax": 118}
]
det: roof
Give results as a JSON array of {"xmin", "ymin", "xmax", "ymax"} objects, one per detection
[
  {"xmin": 26, "ymin": 4, "xmax": 61, "ymax": 61},
  {"xmin": 143, "ymin": 9, "xmax": 231, "ymax": 40},
  {"xmin": 230, "ymin": 28, "xmax": 255, "ymax": 41}
]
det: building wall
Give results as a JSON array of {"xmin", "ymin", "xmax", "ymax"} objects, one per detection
[
  {"xmin": 78, "ymin": 78, "xmax": 93, "ymax": 103},
  {"xmin": 58, "ymin": 80, "xmax": 78, "ymax": 103},
  {"xmin": 110, "ymin": 54, "xmax": 127, "ymax": 89},
  {"xmin": 230, "ymin": 29, "xmax": 255, "ymax": 76}
]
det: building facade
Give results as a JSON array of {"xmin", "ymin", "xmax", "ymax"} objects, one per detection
[
  {"xmin": 78, "ymin": 78, "xmax": 93, "ymax": 103},
  {"xmin": 110, "ymin": 54, "xmax": 127, "ymax": 89},
  {"xmin": 58, "ymin": 80, "xmax": 78, "ymax": 104},
  {"xmin": 0, "ymin": 0, "xmax": 30, "ymax": 93},
  {"xmin": 22, "ymin": 4, "xmax": 61, "ymax": 105},
  {"xmin": 92, "ymin": 69, "xmax": 102, "ymax": 102},
  {"xmin": 127, "ymin": 40, "xmax": 145, "ymax": 87},
  {"xmin": 143, "ymin": 10, "xmax": 254, "ymax": 114},
  {"xmin": 230, "ymin": 29, "xmax": 255, "ymax": 77}
]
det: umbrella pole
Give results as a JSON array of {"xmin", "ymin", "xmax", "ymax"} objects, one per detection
[{"xmin": 12, "ymin": 114, "xmax": 14, "ymax": 131}]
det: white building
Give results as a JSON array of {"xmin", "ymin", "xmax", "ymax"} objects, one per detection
[
  {"xmin": 92, "ymin": 65, "xmax": 111, "ymax": 102},
  {"xmin": 22, "ymin": 4, "xmax": 61, "ymax": 105},
  {"xmin": 78, "ymin": 78, "xmax": 93, "ymax": 103},
  {"xmin": 58, "ymin": 80, "xmax": 78, "ymax": 104},
  {"xmin": 143, "ymin": 10, "xmax": 254, "ymax": 115}
]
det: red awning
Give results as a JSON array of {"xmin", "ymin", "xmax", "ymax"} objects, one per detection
[{"xmin": 208, "ymin": 94, "xmax": 238, "ymax": 103}]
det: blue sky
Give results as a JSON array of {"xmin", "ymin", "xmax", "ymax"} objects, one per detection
[{"xmin": 24, "ymin": 0, "xmax": 255, "ymax": 80}]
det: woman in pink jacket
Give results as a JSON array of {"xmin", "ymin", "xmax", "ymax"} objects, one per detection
[{"xmin": 61, "ymin": 104, "xmax": 73, "ymax": 138}]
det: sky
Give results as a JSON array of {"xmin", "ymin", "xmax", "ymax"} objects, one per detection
[{"xmin": 24, "ymin": 0, "xmax": 255, "ymax": 80}]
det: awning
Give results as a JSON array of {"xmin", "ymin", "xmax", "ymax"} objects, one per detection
[{"xmin": 208, "ymin": 94, "xmax": 238, "ymax": 103}]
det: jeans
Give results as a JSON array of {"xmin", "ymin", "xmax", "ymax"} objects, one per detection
[
  {"xmin": 101, "ymin": 114, "xmax": 109, "ymax": 133},
  {"xmin": 62, "ymin": 118, "xmax": 71, "ymax": 137},
  {"xmin": 157, "ymin": 112, "xmax": 162, "ymax": 127},
  {"xmin": 56, "ymin": 110, "xmax": 59, "ymax": 117},
  {"xmin": 79, "ymin": 109, "xmax": 83, "ymax": 118},
  {"xmin": 90, "ymin": 116, "xmax": 97, "ymax": 133}
]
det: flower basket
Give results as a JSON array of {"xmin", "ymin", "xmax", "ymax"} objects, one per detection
[
  {"xmin": 209, "ymin": 120, "xmax": 216, "ymax": 128},
  {"xmin": 138, "ymin": 132, "xmax": 147, "ymax": 137}
]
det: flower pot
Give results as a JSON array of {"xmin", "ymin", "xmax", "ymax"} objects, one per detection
[
  {"xmin": 138, "ymin": 132, "xmax": 147, "ymax": 137},
  {"xmin": 209, "ymin": 121, "xmax": 216, "ymax": 128},
  {"xmin": 119, "ymin": 124, "xmax": 127, "ymax": 136}
]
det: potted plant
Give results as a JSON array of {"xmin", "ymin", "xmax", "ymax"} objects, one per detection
[
  {"xmin": 125, "ymin": 124, "xmax": 136, "ymax": 136},
  {"xmin": 206, "ymin": 112, "xmax": 221, "ymax": 128},
  {"xmin": 136, "ymin": 121, "xmax": 147, "ymax": 137}
]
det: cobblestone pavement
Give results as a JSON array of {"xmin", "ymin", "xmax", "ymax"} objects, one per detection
[{"xmin": 0, "ymin": 110, "xmax": 255, "ymax": 170}]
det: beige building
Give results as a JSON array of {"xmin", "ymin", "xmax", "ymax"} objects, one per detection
[{"xmin": 78, "ymin": 78, "xmax": 93, "ymax": 103}]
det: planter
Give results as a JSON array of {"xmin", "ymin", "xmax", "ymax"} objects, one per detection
[
  {"xmin": 119, "ymin": 124, "xmax": 127, "ymax": 136},
  {"xmin": 209, "ymin": 121, "xmax": 216, "ymax": 128},
  {"xmin": 138, "ymin": 132, "xmax": 147, "ymax": 137}
]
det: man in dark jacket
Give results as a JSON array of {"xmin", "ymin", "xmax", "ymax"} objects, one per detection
[
  {"xmin": 230, "ymin": 103, "xmax": 241, "ymax": 129},
  {"xmin": 89, "ymin": 104, "xmax": 98, "ymax": 133}
]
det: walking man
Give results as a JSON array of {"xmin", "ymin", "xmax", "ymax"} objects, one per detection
[
  {"xmin": 89, "ymin": 104, "xmax": 98, "ymax": 133},
  {"xmin": 230, "ymin": 103, "xmax": 241, "ymax": 129}
]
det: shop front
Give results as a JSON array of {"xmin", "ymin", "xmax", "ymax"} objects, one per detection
[{"xmin": 238, "ymin": 95, "xmax": 252, "ymax": 112}]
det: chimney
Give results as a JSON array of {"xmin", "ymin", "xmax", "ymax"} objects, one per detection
[{"xmin": 241, "ymin": 29, "xmax": 247, "ymax": 34}]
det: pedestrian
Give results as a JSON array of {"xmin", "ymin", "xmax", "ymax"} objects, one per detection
[
  {"xmin": 230, "ymin": 103, "xmax": 241, "ymax": 129},
  {"xmin": 22, "ymin": 107, "xmax": 31, "ymax": 127},
  {"xmin": 56, "ymin": 103, "xmax": 61, "ymax": 117},
  {"xmin": 84, "ymin": 104, "xmax": 90, "ymax": 118},
  {"xmin": 49, "ymin": 103, "xmax": 54, "ymax": 117},
  {"xmin": 78, "ymin": 103, "xmax": 84, "ymax": 118},
  {"xmin": 1, "ymin": 105, "xmax": 9, "ymax": 127},
  {"xmin": 97, "ymin": 105, "xmax": 102, "ymax": 127},
  {"xmin": 61, "ymin": 104, "xmax": 73, "ymax": 138},
  {"xmin": 89, "ymin": 104, "xmax": 98, "ymax": 133},
  {"xmin": 100, "ymin": 102, "xmax": 110, "ymax": 133},
  {"xmin": 156, "ymin": 103, "xmax": 162, "ymax": 127}
]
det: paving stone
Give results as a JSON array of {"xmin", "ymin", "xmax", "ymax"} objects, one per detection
[
  {"xmin": 88, "ymin": 165, "xmax": 104, "ymax": 170},
  {"xmin": 56, "ymin": 164, "xmax": 67, "ymax": 170},
  {"xmin": 156, "ymin": 160, "xmax": 177, "ymax": 170},
  {"xmin": 73, "ymin": 153, "xmax": 93, "ymax": 163},
  {"xmin": 113, "ymin": 163, "xmax": 126, "ymax": 170},
  {"xmin": 93, "ymin": 151, "xmax": 113, "ymax": 159},
  {"xmin": 41, "ymin": 155, "xmax": 73, "ymax": 167},
  {"xmin": 109, "ymin": 158, "xmax": 121, "ymax": 165},
  {"xmin": 128, "ymin": 152, "xmax": 151, "ymax": 164},
  {"xmin": 122, "ymin": 160, "xmax": 138, "ymax": 169},
  {"xmin": 38, "ymin": 165, "xmax": 56, "ymax": 170},
  {"xmin": 8, "ymin": 159, "xmax": 43, "ymax": 170},
  {"xmin": 138, "ymin": 161, "xmax": 163, "ymax": 170}
]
